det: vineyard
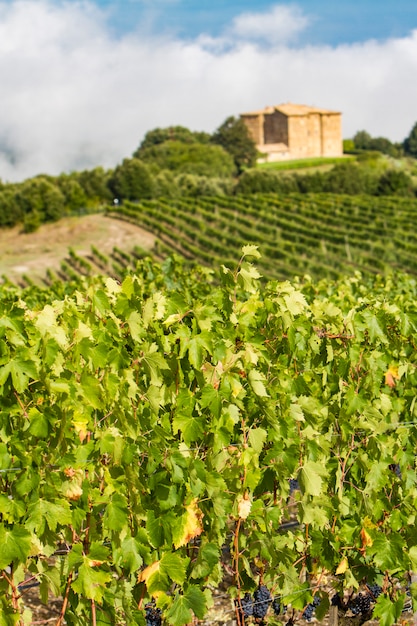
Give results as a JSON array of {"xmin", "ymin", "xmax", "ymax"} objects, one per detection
[
  {"xmin": 106, "ymin": 193, "xmax": 417, "ymax": 282},
  {"xmin": 2, "ymin": 193, "xmax": 417, "ymax": 290},
  {"xmin": 1, "ymin": 242, "xmax": 417, "ymax": 625}
]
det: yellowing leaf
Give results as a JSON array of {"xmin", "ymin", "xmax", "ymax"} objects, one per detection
[
  {"xmin": 73, "ymin": 418, "xmax": 89, "ymax": 443},
  {"xmin": 360, "ymin": 528, "xmax": 373, "ymax": 548},
  {"xmin": 385, "ymin": 366, "xmax": 399, "ymax": 388},
  {"xmin": 88, "ymin": 559, "xmax": 105, "ymax": 567},
  {"xmin": 137, "ymin": 560, "xmax": 160, "ymax": 584},
  {"xmin": 63, "ymin": 482, "xmax": 83, "ymax": 501},
  {"xmin": 174, "ymin": 499, "xmax": 204, "ymax": 549},
  {"xmin": 237, "ymin": 493, "xmax": 252, "ymax": 520},
  {"xmin": 363, "ymin": 516, "xmax": 377, "ymax": 529},
  {"xmin": 62, "ymin": 468, "xmax": 84, "ymax": 501},
  {"xmin": 335, "ymin": 556, "xmax": 349, "ymax": 575}
]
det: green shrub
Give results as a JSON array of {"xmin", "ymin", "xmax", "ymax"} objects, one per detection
[
  {"xmin": 23, "ymin": 211, "xmax": 42, "ymax": 233},
  {"xmin": 176, "ymin": 174, "xmax": 234, "ymax": 197},
  {"xmin": 108, "ymin": 158, "xmax": 156, "ymax": 201},
  {"xmin": 137, "ymin": 141, "xmax": 236, "ymax": 178},
  {"xmin": 235, "ymin": 169, "xmax": 299, "ymax": 194},
  {"xmin": 376, "ymin": 169, "xmax": 415, "ymax": 196}
]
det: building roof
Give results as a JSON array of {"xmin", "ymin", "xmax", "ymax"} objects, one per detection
[{"xmin": 241, "ymin": 103, "xmax": 341, "ymax": 117}]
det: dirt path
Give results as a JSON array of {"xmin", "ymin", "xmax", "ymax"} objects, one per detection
[{"xmin": 0, "ymin": 213, "xmax": 155, "ymax": 282}]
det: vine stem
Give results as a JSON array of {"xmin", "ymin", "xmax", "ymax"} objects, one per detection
[
  {"xmin": 91, "ymin": 599, "xmax": 97, "ymax": 626},
  {"xmin": 411, "ymin": 572, "xmax": 417, "ymax": 626},
  {"xmin": 3, "ymin": 569, "xmax": 24, "ymax": 625},
  {"xmin": 56, "ymin": 571, "xmax": 73, "ymax": 626},
  {"xmin": 233, "ymin": 517, "xmax": 245, "ymax": 626}
]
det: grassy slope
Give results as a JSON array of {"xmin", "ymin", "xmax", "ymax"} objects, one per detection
[{"xmin": 0, "ymin": 213, "xmax": 155, "ymax": 284}]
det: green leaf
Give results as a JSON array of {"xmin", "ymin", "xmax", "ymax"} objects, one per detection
[
  {"xmin": 10, "ymin": 359, "xmax": 38, "ymax": 393},
  {"xmin": 184, "ymin": 586, "xmax": 207, "ymax": 619},
  {"xmin": 283, "ymin": 290, "xmax": 308, "ymax": 316},
  {"xmin": 165, "ymin": 595, "xmax": 193, "ymax": 626},
  {"xmin": 199, "ymin": 386, "xmax": 222, "ymax": 419},
  {"xmin": 147, "ymin": 569, "xmax": 170, "ymax": 595},
  {"xmin": 174, "ymin": 412, "xmax": 205, "ymax": 445},
  {"xmin": 80, "ymin": 371, "xmax": 102, "ymax": 409},
  {"xmin": 103, "ymin": 494, "xmax": 129, "ymax": 532},
  {"xmin": 299, "ymin": 461, "xmax": 326, "ymax": 496},
  {"xmin": 0, "ymin": 525, "xmax": 32, "ymax": 569},
  {"xmin": 71, "ymin": 562, "xmax": 111, "ymax": 603},
  {"xmin": 409, "ymin": 546, "xmax": 417, "ymax": 570},
  {"xmin": 92, "ymin": 290, "xmax": 110, "ymax": 314},
  {"xmin": 238, "ymin": 263, "xmax": 261, "ymax": 293},
  {"xmin": 372, "ymin": 594, "xmax": 404, "ymax": 626},
  {"xmin": 115, "ymin": 537, "xmax": 143, "ymax": 573},
  {"xmin": 160, "ymin": 553, "xmax": 189, "ymax": 585},
  {"xmin": 128, "ymin": 311, "xmax": 144, "ymax": 342},
  {"xmin": 241, "ymin": 244, "xmax": 261, "ymax": 259},
  {"xmin": 248, "ymin": 369, "xmax": 269, "ymax": 397},
  {"xmin": 26, "ymin": 498, "xmax": 72, "ymax": 534},
  {"xmin": 191, "ymin": 543, "xmax": 220, "ymax": 579},
  {"xmin": 371, "ymin": 534, "xmax": 405, "ymax": 570},
  {"xmin": 248, "ymin": 428, "xmax": 267, "ymax": 453},
  {"xmin": 28, "ymin": 408, "xmax": 50, "ymax": 438}
]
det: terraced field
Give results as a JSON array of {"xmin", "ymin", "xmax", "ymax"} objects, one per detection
[
  {"xmin": 2, "ymin": 193, "xmax": 417, "ymax": 288},
  {"xmin": 108, "ymin": 193, "xmax": 417, "ymax": 281}
]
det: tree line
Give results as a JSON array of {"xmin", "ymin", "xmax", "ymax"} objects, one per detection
[
  {"xmin": 0, "ymin": 116, "xmax": 417, "ymax": 232},
  {"xmin": 345, "ymin": 121, "xmax": 417, "ymax": 158}
]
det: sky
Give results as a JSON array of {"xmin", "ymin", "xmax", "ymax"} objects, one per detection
[{"xmin": 0, "ymin": 0, "xmax": 417, "ymax": 181}]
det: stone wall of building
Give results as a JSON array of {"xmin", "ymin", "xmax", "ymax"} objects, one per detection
[
  {"xmin": 320, "ymin": 114, "xmax": 343, "ymax": 157},
  {"xmin": 264, "ymin": 111, "xmax": 288, "ymax": 145},
  {"xmin": 240, "ymin": 103, "xmax": 343, "ymax": 161},
  {"xmin": 240, "ymin": 114, "xmax": 264, "ymax": 145}
]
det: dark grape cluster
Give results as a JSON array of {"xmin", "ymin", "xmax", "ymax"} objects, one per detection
[
  {"xmin": 145, "ymin": 604, "xmax": 162, "ymax": 626},
  {"xmin": 367, "ymin": 584, "xmax": 382, "ymax": 599},
  {"xmin": 289, "ymin": 478, "xmax": 300, "ymax": 494},
  {"xmin": 303, "ymin": 595, "xmax": 321, "ymax": 621},
  {"xmin": 253, "ymin": 585, "xmax": 272, "ymax": 619},
  {"xmin": 348, "ymin": 593, "xmax": 371, "ymax": 616},
  {"xmin": 331, "ymin": 593, "xmax": 343, "ymax": 608},
  {"xmin": 389, "ymin": 463, "xmax": 402, "ymax": 478},
  {"xmin": 236, "ymin": 592, "xmax": 254, "ymax": 619},
  {"xmin": 272, "ymin": 597, "xmax": 281, "ymax": 616}
]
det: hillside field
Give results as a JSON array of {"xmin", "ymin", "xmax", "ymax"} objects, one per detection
[
  {"xmin": 3, "ymin": 192, "xmax": 417, "ymax": 288},
  {"xmin": 0, "ymin": 213, "xmax": 155, "ymax": 284}
]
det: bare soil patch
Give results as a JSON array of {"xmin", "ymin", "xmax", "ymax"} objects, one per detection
[{"xmin": 0, "ymin": 213, "xmax": 155, "ymax": 283}]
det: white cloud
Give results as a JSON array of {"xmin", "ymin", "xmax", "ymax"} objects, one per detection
[
  {"xmin": 228, "ymin": 4, "xmax": 310, "ymax": 45},
  {"xmin": 0, "ymin": 0, "xmax": 416, "ymax": 181}
]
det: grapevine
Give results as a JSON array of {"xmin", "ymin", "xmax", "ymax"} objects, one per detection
[{"xmin": 0, "ymin": 249, "xmax": 416, "ymax": 625}]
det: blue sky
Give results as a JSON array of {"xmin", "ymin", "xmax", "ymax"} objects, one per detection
[
  {"xmin": 99, "ymin": 0, "xmax": 417, "ymax": 45},
  {"xmin": 0, "ymin": 0, "xmax": 416, "ymax": 181}
]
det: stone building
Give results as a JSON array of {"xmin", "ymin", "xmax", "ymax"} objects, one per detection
[{"xmin": 240, "ymin": 103, "xmax": 343, "ymax": 162}]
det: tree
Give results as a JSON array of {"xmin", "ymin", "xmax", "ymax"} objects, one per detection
[
  {"xmin": 15, "ymin": 178, "xmax": 66, "ymax": 224},
  {"xmin": 134, "ymin": 126, "xmax": 210, "ymax": 156},
  {"xmin": 353, "ymin": 130, "xmax": 402, "ymax": 157},
  {"xmin": 0, "ymin": 188, "xmax": 20, "ymax": 227},
  {"xmin": 353, "ymin": 130, "xmax": 373, "ymax": 150},
  {"xmin": 76, "ymin": 167, "xmax": 113, "ymax": 204},
  {"xmin": 137, "ymin": 141, "xmax": 235, "ymax": 178},
  {"xmin": 211, "ymin": 116, "xmax": 258, "ymax": 174},
  {"xmin": 323, "ymin": 162, "xmax": 378, "ymax": 195},
  {"xmin": 403, "ymin": 122, "xmax": 417, "ymax": 157},
  {"xmin": 107, "ymin": 158, "xmax": 155, "ymax": 201},
  {"xmin": 376, "ymin": 170, "xmax": 415, "ymax": 196},
  {"xmin": 57, "ymin": 174, "xmax": 87, "ymax": 212},
  {"xmin": 235, "ymin": 169, "xmax": 297, "ymax": 194}
]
